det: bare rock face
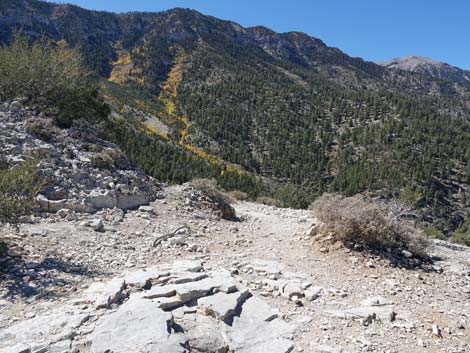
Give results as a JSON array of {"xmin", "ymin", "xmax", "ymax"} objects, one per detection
[
  {"xmin": 0, "ymin": 262, "xmax": 297, "ymax": 353},
  {"xmin": 0, "ymin": 100, "xmax": 162, "ymax": 215}
]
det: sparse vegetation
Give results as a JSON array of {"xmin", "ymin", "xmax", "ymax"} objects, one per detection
[
  {"xmin": 399, "ymin": 187, "xmax": 422, "ymax": 207},
  {"xmin": 0, "ymin": 33, "xmax": 109, "ymax": 128},
  {"xmin": 227, "ymin": 190, "xmax": 249, "ymax": 201},
  {"xmin": 255, "ymin": 196, "xmax": 284, "ymax": 208},
  {"xmin": 423, "ymin": 226, "xmax": 445, "ymax": 240},
  {"xmin": 190, "ymin": 178, "xmax": 236, "ymax": 220},
  {"xmin": 0, "ymin": 159, "xmax": 42, "ymax": 226},
  {"xmin": 25, "ymin": 118, "xmax": 60, "ymax": 142},
  {"xmin": 91, "ymin": 148, "xmax": 130, "ymax": 170},
  {"xmin": 451, "ymin": 222, "xmax": 470, "ymax": 246},
  {"xmin": 311, "ymin": 193, "xmax": 429, "ymax": 257}
]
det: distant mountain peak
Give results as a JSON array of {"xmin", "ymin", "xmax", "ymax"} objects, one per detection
[{"xmin": 377, "ymin": 56, "xmax": 470, "ymax": 84}]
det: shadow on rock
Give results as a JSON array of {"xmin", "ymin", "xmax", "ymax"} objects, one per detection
[{"xmin": 0, "ymin": 255, "xmax": 105, "ymax": 300}]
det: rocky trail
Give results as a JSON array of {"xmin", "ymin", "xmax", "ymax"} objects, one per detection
[
  {"xmin": 0, "ymin": 100, "xmax": 469, "ymax": 353},
  {"xmin": 1, "ymin": 184, "xmax": 469, "ymax": 353}
]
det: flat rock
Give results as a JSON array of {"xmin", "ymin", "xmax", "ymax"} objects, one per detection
[
  {"xmin": 174, "ymin": 313, "xmax": 230, "ymax": 353},
  {"xmin": 124, "ymin": 267, "xmax": 169, "ymax": 289},
  {"xmin": 171, "ymin": 260, "xmax": 203, "ymax": 273},
  {"xmin": 360, "ymin": 295, "xmax": 393, "ymax": 307},
  {"xmin": 174, "ymin": 271, "xmax": 238, "ymax": 303},
  {"xmin": 0, "ymin": 311, "xmax": 88, "ymax": 350},
  {"xmin": 142, "ymin": 285, "xmax": 177, "ymax": 299},
  {"xmin": 327, "ymin": 305, "xmax": 396, "ymax": 322},
  {"xmin": 198, "ymin": 290, "xmax": 250, "ymax": 323},
  {"xmin": 171, "ymin": 272, "xmax": 208, "ymax": 284},
  {"xmin": 228, "ymin": 317, "xmax": 295, "ymax": 353},
  {"xmin": 90, "ymin": 297, "xmax": 186, "ymax": 353},
  {"xmin": 237, "ymin": 295, "xmax": 280, "ymax": 322},
  {"xmin": 250, "ymin": 259, "xmax": 285, "ymax": 276},
  {"xmin": 227, "ymin": 296, "xmax": 295, "ymax": 353}
]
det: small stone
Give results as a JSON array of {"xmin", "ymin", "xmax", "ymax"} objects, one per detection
[
  {"xmin": 432, "ymin": 324, "xmax": 443, "ymax": 338},
  {"xmin": 401, "ymin": 250, "xmax": 413, "ymax": 258},
  {"xmin": 57, "ymin": 208, "xmax": 70, "ymax": 218},
  {"xmin": 304, "ymin": 287, "xmax": 322, "ymax": 301},
  {"xmin": 89, "ymin": 219, "xmax": 104, "ymax": 232},
  {"xmin": 138, "ymin": 206, "xmax": 155, "ymax": 214}
]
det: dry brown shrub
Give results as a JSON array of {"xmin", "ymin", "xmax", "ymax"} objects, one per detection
[
  {"xmin": 91, "ymin": 148, "xmax": 130, "ymax": 170},
  {"xmin": 25, "ymin": 118, "xmax": 60, "ymax": 142},
  {"xmin": 191, "ymin": 178, "xmax": 236, "ymax": 220},
  {"xmin": 310, "ymin": 193, "xmax": 429, "ymax": 257},
  {"xmin": 255, "ymin": 196, "xmax": 284, "ymax": 208},
  {"xmin": 227, "ymin": 190, "xmax": 248, "ymax": 201}
]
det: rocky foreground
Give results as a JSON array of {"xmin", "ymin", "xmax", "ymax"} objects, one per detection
[
  {"xmin": 0, "ymin": 101, "xmax": 469, "ymax": 352},
  {"xmin": 1, "ymin": 188, "xmax": 469, "ymax": 353}
]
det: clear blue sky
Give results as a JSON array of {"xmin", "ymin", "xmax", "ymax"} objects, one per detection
[{"xmin": 47, "ymin": 0, "xmax": 469, "ymax": 69}]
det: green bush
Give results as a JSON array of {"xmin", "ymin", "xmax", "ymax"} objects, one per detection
[
  {"xmin": 451, "ymin": 225, "xmax": 470, "ymax": 246},
  {"xmin": 0, "ymin": 160, "xmax": 43, "ymax": 226},
  {"xmin": 399, "ymin": 187, "xmax": 422, "ymax": 206},
  {"xmin": 0, "ymin": 33, "xmax": 109, "ymax": 127},
  {"xmin": 423, "ymin": 226, "xmax": 445, "ymax": 240}
]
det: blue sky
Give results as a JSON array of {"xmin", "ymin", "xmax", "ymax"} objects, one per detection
[{"xmin": 47, "ymin": 0, "xmax": 469, "ymax": 69}]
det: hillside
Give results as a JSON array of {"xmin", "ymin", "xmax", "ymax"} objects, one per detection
[
  {"xmin": 0, "ymin": 98, "xmax": 468, "ymax": 351},
  {"xmin": 1, "ymin": 0, "xmax": 469, "ymax": 236},
  {"xmin": 0, "ymin": 77, "xmax": 469, "ymax": 353}
]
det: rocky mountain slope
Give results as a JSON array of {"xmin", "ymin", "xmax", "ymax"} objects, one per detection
[
  {"xmin": 378, "ymin": 56, "xmax": 470, "ymax": 85},
  {"xmin": 0, "ymin": 99, "xmax": 161, "ymax": 214}
]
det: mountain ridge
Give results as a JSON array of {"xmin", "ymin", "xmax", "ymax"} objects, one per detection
[{"xmin": 378, "ymin": 55, "xmax": 470, "ymax": 84}]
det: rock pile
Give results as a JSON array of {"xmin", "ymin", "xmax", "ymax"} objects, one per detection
[{"xmin": 0, "ymin": 100, "xmax": 161, "ymax": 214}]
